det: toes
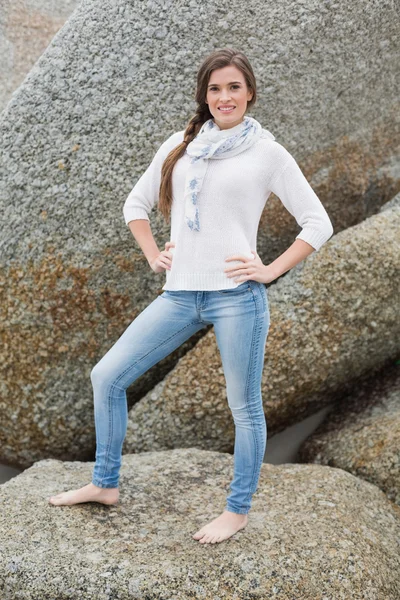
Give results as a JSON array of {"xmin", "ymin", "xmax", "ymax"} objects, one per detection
[
  {"xmin": 192, "ymin": 530, "xmax": 205, "ymax": 540},
  {"xmin": 49, "ymin": 493, "xmax": 67, "ymax": 505}
]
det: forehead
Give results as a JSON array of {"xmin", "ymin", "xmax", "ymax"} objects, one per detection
[{"xmin": 208, "ymin": 65, "xmax": 245, "ymax": 84}]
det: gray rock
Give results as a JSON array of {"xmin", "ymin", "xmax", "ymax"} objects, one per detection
[
  {"xmin": 125, "ymin": 204, "xmax": 400, "ymax": 453},
  {"xmin": 1, "ymin": 449, "xmax": 399, "ymax": 598},
  {"xmin": 378, "ymin": 189, "xmax": 400, "ymax": 213},
  {"xmin": 298, "ymin": 359, "xmax": 400, "ymax": 505},
  {"xmin": 1, "ymin": 0, "xmax": 399, "ymax": 469},
  {"xmin": 0, "ymin": 0, "xmax": 79, "ymax": 112}
]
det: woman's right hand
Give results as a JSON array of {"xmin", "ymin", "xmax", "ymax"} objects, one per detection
[{"xmin": 149, "ymin": 241, "xmax": 175, "ymax": 274}]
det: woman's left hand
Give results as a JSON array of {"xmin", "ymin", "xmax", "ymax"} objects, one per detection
[{"xmin": 224, "ymin": 250, "xmax": 276, "ymax": 284}]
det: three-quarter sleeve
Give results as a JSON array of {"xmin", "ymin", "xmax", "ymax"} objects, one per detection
[
  {"xmin": 269, "ymin": 152, "xmax": 334, "ymax": 252},
  {"xmin": 123, "ymin": 131, "xmax": 183, "ymax": 225}
]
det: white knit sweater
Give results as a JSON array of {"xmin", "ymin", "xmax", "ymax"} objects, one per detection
[{"xmin": 123, "ymin": 127, "xmax": 334, "ymax": 291}]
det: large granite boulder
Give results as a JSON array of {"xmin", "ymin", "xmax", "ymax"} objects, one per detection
[
  {"xmin": 1, "ymin": 448, "xmax": 399, "ymax": 598},
  {"xmin": 0, "ymin": 0, "xmax": 79, "ymax": 112},
  {"xmin": 124, "ymin": 201, "xmax": 400, "ymax": 453},
  {"xmin": 1, "ymin": 0, "xmax": 399, "ymax": 469},
  {"xmin": 298, "ymin": 358, "xmax": 400, "ymax": 505}
]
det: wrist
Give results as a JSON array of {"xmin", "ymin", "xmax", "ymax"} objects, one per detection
[
  {"xmin": 264, "ymin": 263, "xmax": 280, "ymax": 283},
  {"xmin": 147, "ymin": 251, "xmax": 160, "ymax": 266}
]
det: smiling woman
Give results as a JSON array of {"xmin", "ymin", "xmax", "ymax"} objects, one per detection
[
  {"xmin": 206, "ymin": 68, "xmax": 253, "ymax": 129},
  {"xmin": 49, "ymin": 47, "xmax": 333, "ymax": 547}
]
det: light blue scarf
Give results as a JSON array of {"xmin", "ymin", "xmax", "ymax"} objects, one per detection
[{"xmin": 183, "ymin": 115, "xmax": 272, "ymax": 231}]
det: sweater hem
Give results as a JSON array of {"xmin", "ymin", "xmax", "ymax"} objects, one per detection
[
  {"xmin": 162, "ymin": 272, "xmax": 250, "ymax": 291},
  {"xmin": 123, "ymin": 207, "xmax": 150, "ymax": 224},
  {"xmin": 296, "ymin": 227, "xmax": 333, "ymax": 252}
]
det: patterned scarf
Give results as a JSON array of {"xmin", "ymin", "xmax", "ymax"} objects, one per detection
[{"xmin": 183, "ymin": 115, "xmax": 271, "ymax": 231}]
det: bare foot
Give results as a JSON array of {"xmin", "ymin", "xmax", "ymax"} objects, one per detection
[
  {"xmin": 192, "ymin": 509, "xmax": 248, "ymax": 544},
  {"xmin": 48, "ymin": 483, "xmax": 119, "ymax": 506}
]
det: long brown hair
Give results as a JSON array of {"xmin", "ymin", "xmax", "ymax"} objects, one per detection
[{"xmin": 158, "ymin": 48, "xmax": 257, "ymax": 223}]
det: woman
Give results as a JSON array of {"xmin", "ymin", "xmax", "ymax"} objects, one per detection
[{"xmin": 49, "ymin": 48, "xmax": 333, "ymax": 544}]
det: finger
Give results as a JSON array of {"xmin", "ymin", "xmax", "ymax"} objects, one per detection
[
  {"xmin": 225, "ymin": 256, "xmax": 245, "ymax": 262},
  {"xmin": 160, "ymin": 249, "xmax": 174, "ymax": 259},
  {"xmin": 225, "ymin": 270, "xmax": 248, "ymax": 278},
  {"xmin": 224, "ymin": 263, "xmax": 248, "ymax": 271},
  {"xmin": 224, "ymin": 264, "xmax": 249, "ymax": 273},
  {"xmin": 235, "ymin": 276, "xmax": 249, "ymax": 283},
  {"xmin": 226, "ymin": 255, "xmax": 253, "ymax": 263},
  {"xmin": 158, "ymin": 255, "xmax": 172, "ymax": 268},
  {"xmin": 158, "ymin": 261, "xmax": 171, "ymax": 269}
]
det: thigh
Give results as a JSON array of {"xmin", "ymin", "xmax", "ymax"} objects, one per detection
[
  {"xmin": 91, "ymin": 292, "xmax": 206, "ymax": 389},
  {"xmin": 211, "ymin": 282, "xmax": 270, "ymax": 409}
]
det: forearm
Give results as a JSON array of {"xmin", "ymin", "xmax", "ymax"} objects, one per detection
[
  {"xmin": 268, "ymin": 238, "xmax": 315, "ymax": 280},
  {"xmin": 128, "ymin": 219, "xmax": 160, "ymax": 266}
]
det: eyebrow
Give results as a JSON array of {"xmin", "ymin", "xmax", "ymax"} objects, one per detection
[{"xmin": 207, "ymin": 81, "xmax": 243, "ymax": 87}]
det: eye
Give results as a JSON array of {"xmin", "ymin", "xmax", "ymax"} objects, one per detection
[{"xmin": 209, "ymin": 85, "xmax": 241, "ymax": 91}]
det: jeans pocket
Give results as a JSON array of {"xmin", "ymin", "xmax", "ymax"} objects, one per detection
[
  {"xmin": 162, "ymin": 290, "xmax": 181, "ymax": 297},
  {"xmin": 259, "ymin": 284, "xmax": 268, "ymax": 313},
  {"xmin": 217, "ymin": 281, "xmax": 252, "ymax": 295}
]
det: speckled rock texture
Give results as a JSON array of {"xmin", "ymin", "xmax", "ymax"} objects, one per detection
[
  {"xmin": 1, "ymin": 449, "xmax": 399, "ymax": 599},
  {"xmin": 298, "ymin": 359, "xmax": 400, "ymax": 505},
  {"xmin": 124, "ymin": 201, "xmax": 400, "ymax": 453},
  {"xmin": 0, "ymin": 0, "xmax": 79, "ymax": 112},
  {"xmin": 1, "ymin": 0, "xmax": 399, "ymax": 470}
]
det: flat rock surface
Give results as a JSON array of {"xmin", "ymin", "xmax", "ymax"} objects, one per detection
[{"xmin": 1, "ymin": 448, "xmax": 399, "ymax": 599}]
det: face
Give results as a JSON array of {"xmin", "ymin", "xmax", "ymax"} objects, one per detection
[{"xmin": 205, "ymin": 64, "xmax": 253, "ymax": 130}]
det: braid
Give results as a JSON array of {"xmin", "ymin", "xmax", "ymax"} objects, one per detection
[{"xmin": 158, "ymin": 105, "xmax": 211, "ymax": 224}]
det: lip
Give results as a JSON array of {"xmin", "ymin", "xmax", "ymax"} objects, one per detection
[{"xmin": 218, "ymin": 106, "xmax": 235, "ymax": 111}]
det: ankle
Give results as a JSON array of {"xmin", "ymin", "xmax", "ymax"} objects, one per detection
[{"xmin": 92, "ymin": 483, "xmax": 118, "ymax": 491}]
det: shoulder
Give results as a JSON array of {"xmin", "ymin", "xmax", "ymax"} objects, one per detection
[
  {"xmin": 161, "ymin": 129, "xmax": 185, "ymax": 150},
  {"xmin": 257, "ymin": 129, "xmax": 293, "ymax": 165},
  {"xmin": 150, "ymin": 130, "xmax": 185, "ymax": 162},
  {"xmin": 260, "ymin": 127, "xmax": 276, "ymax": 142}
]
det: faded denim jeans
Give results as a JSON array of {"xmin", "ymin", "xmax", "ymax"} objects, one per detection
[{"xmin": 91, "ymin": 279, "xmax": 270, "ymax": 515}]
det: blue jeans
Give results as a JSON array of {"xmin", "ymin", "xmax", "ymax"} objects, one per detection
[{"xmin": 91, "ymin": 279, "xmax": 270, "ymax": 515}]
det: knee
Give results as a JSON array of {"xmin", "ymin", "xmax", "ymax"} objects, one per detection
[
  {"xmin": 90, "ymin": 362, "xmax": 104, "ymax": 387},
  {"xmin": 90, "ymin": 361, "xmax": 127, "ymax": 393}
]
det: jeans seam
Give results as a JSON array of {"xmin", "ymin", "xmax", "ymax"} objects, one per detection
[
  {"xmin": 226, "ymin": 286, "xmax": 263, "ymax": 514},
  {"xmin": 243, "ymin": 297, "xmax": 262, "ymax": 511},
  {"xmin": 260, "ymin": 284, "xmax": 267, "ymax": 313},
  {"xmin": 96, "ymin": 318, "xmax": 201, "ymax": 486}
]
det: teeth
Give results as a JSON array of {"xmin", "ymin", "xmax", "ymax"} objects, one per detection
[{"xmin": 219, "ymin": 107, "xmax": 235, "ymax": 111}]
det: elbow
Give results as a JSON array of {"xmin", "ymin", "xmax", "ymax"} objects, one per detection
[
  {"xmin": 317, "ymin": 219, "xmax": 334, "ymax": 251},
  {"xmin": 296, "ymin": 218, "xmax": 334, "ymax": 252},
  {"xmin": 317, "ymin": 219, "xmax": 334, "ymax": 250},
  {"xmin": 325, "ymin": 219, "xmax": 334, "ymax": 241},
  {"xmin": 123, "ymin": 204, "xmax": 150, "ymax": 225}
]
